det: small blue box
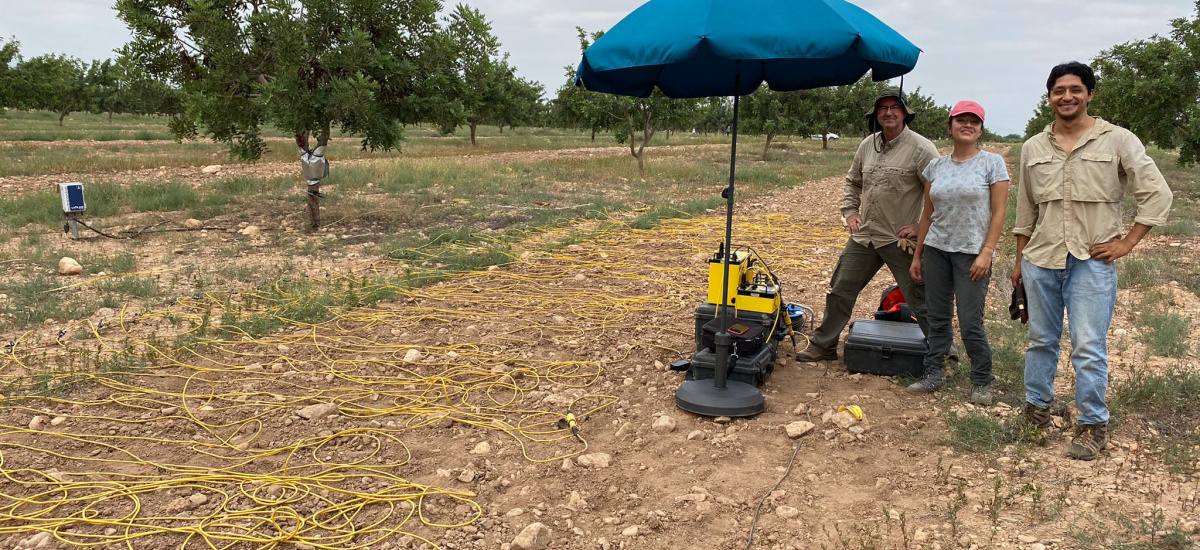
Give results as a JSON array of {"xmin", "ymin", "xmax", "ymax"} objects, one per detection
[{"xmin": 59, "ymin": 182, "xmax": 85, "ymax": 213}]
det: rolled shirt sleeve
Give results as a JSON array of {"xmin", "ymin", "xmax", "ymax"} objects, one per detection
[
  {"xmin": 842, "ymin": 141, "xmax": 866, "ymax": 220},
  {"xmin": 1119, "ymin": 131, "xmax": 1173, "ymax": 228}
]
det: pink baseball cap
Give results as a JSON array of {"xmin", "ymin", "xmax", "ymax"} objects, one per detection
[{"xmin": 949, "ymin": 100, "xmax": 985, "ymax": 122}]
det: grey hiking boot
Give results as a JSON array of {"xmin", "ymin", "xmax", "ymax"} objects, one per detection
[
  {"xmin": 969, "ymin": 382, "xmax": 995, "ymax": 405},
  {"xmin": 906, "ymin": 369, "xmax": 944, "ymax": 393},
  {"xmin": 1066, "ymin": 424, "xmax": 1110, "ymax": 461},
  {"xmin": 796, "ymin": 345, "xmax": 837, "ymax": 362},
  {"xmin": 1022, "ymin": 402, "xmax": 1052, "ymax": 430}
]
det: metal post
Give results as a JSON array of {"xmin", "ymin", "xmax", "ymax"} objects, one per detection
[
  {"xmin": 66, "ymin": 213, "xmax": 81, "ymax": 239},
  {"xmin": 713, "ymin": 62, "xmax": 742, "ymax": 390}
]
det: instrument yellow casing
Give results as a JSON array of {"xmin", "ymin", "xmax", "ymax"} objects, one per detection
[{"xmin": 707, "ymin": 251, "xmax": 748, "ymax": 307}]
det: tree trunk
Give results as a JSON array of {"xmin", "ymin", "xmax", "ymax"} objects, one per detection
[
  {"xmin": 590, "ymin": 127, "xmax": 596, "ymax": 142},
  {"xmin": 108, "ymin": 110, "xmax": 113, "ymax": 122},
  {"xmin": 304, "ymin": 121, "xmax": 333, "ymax": 230},
  {"xmin": 627, "ymin": 114, "xmax": 639, "ymax": 167},
  {"xmin": 762, "ymin": 133, "xmax": 774, "ymax": 161},
  {"xmin": 499, "ymin": 125, "xmax": 504, "ymax": 134},
  {"xmin": 631, "ymin": 109, "xmax": 655, "ymax": 177},
  {"xmin": 59, "ymin": 111, "xmax": 67, "ymax": 126},
  {"xmin": 470, "ymin": 123, "xmax": 478, "ymax": 146}
]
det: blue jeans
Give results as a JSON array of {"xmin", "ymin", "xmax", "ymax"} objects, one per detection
[{"xmin": 1022, "ymin": 256, "xmax": 1117, "ymax": 425}]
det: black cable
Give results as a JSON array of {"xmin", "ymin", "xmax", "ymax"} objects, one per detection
[
  {"xmin": 71, "ymin": 219, "xmax": 228, "ymax": 240},
  {"xmin": 744, "ymin": 441, "xmax": 803, "ymax": 549}
]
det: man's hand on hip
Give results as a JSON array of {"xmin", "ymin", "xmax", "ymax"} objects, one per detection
[
  {"xmin": 1090, "ymin": 238, "xmax": 1135, "ymax": 264},
  {"xmin": 844, "ymin": 214, "xmax": 862, "ymax": 234}
]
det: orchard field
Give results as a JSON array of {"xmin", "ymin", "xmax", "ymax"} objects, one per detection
[{"xmin": 0, "ymin": 111, "xmax": 1197, "ymax": 550}]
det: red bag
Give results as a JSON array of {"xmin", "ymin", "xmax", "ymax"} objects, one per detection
[{"xmin": 874, "ymin": 285, "xmax": 917, "ymax": 323}]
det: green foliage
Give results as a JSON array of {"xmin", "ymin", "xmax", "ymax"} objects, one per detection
[
  {"xmin": 0, "ymin": 36, "xmax": 19, "ymax": 108},
  {"xmin": 1079, "ymin": 4, "xmax": 1200, "ymax": 165},
  {"xmin": 739, "ymin": 85, "xmax": 812, "ymax": 159},
  {"xmin": 117, "ymin": 0, "xmax": 457, "ymax": 160},
  {"xmin": 440, "ymin": 5, "xmax": 543, "ymax": 142},
  {"xmin": 901, "ymin": 87, "xmax": 950, "ymax": 140},
  {"xmin": 1023, "ymin": 98, "xmax": 1053, "ymax": 140},
  {"xmin": 553, "ymin": 28, "xmax": 623, "ymax": 139},
  {"xmin": 13, "ymin": 53, "xmax": 89, "ymax": 125}
]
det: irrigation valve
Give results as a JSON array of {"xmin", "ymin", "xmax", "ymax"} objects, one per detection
[{"xmin": 59, "ymin": 182, "xmax": 86, "ymax": 239}]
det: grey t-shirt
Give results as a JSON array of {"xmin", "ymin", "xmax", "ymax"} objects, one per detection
[{"xmin": 921, "ymin": 150, "xmax": 1010, "ymax": 254}]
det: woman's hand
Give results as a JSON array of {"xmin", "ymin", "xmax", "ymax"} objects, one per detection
[
  {"xmin": 970, "ymin": 252, "xmax": 992, "ymax": 282},
  {"xmin": 910, "ymin": 255, "xmax": 923, "ymax": 284}
]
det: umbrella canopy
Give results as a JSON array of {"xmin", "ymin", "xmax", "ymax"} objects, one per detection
[{"xmin": 575, "ymin": 0, "xmax": 920, "ymax": 98}]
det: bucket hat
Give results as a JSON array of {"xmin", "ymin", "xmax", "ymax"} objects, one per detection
[{"xmin": 865, "ymin": 87, "xmax": 915, "ymax": 134}]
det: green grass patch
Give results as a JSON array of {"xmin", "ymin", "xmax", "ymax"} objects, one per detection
[
  {"xmin": 1117, "ymin": 252, "xmax": 1170, "ymax": 289},
  {"xmin": 1111, "ymin": 368, "xmax": 1200, "ymax": 473},
  {"xmin": 89, "ymin": 253, "xmax": 137, "ymax": 274},
  {"xmin": 1133, "ymin": 290, "xmax": 1191, "ymax": 357},
  {"xmin": 946, "ymin": 411, "xmax": 1013, "ymax": 453},
  {"xmin": 128, "ymin": 181, "xmax": 198, "ymax": 212},
  {"xmin": 0, "ymin": 276, "xmax": 91, "ymax": 330}
]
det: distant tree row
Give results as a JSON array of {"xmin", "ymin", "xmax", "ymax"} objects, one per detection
[
  {"xmin": 3, "ymin": 1, "xmax": 549, "ymax": 159},
  {"xmin": 111, "ymin": 0, "xmax": 548, "ymax": 160},
  {"xmin": 0, "ymin": 37, "xmax": 180, "ymax": 124},
  {"xmin": 550, "ymin": 28, "xmax": 956, "ymax": 173},
  {"xmin": 3, "ymin": 4, "xmax": 987, "ymax": 170}
]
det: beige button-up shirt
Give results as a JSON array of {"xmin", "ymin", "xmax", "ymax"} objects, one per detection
[
  {"xmin": 843, "ymin": 126, "xmax": 939, "ymax": 248},
  {"xmin": 1015, "ymin": 118, "xmax": 1172, "ymax": 269}
]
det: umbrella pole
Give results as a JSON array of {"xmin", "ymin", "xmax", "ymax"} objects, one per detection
[
  {"xmin": 673, "ymin": 63, "xmax": 763, "ymax": 418},
  {"xmin": 713, "ymin": 68, "xmax": 742, "ymax": 390}
]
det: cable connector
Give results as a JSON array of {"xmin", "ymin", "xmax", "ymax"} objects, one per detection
[{"xmin": 556, "ymin": 412, "xmax": 579, "ymax": 434}]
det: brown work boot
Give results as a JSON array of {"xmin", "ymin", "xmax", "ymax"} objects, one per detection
[
  {"xmin": 1066, "ymin": 424, "xmax": 1109, "ymax": 461},
  {"xmin": 796, "ymin": 345, "xmax": 837, "ymax": 362},
  {"xmin": 1023, "ymin": 402, "xmax": 1052, "ymax": 430}
]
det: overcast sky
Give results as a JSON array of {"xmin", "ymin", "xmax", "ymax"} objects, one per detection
[{"xmin": 2, "ymin": 0, "xmax": 1196, "ymax": 136}]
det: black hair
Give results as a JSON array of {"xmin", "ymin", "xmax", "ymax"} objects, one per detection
[{"xmin": 1046, "ymin": 61, "xmax": 1096, "ymax": 93}]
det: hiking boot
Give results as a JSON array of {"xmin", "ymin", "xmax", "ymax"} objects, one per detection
[
  {"xmin": 1022, "ymin": 402, "xmax": 1052, "ymax": 430},
  {"xmin": 1066, "ymin": 424, "xmax": 1110, "ymax": 461},
  {"xmin": 969, "ymin": 382, "xmax": 995, "ymax": 405},
  {"xmin": 796, "ymin": 345, "xmax": 837, "ymax": 362},
  {"xmin": 906, "ymin": 369, "xmax": 944, "ymax": 393}
]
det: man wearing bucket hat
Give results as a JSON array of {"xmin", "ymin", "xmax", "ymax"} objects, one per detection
[{"xmin": 797, "ymin": 88, "xmax": 939, "ymax": 362}]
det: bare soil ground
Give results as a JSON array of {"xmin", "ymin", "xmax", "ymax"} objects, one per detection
[{"xmin": 0, "ymin": 145, "xmax": 1197, "ymax": 550}]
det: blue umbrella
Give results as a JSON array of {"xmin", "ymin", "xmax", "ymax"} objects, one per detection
[
  {"xmin": 575, "ymin": 0, "xmax": 920, "ymax": 98},
  {"xmin": 575, "ymin": 0, "xmax": 921, "ymax": 417}
]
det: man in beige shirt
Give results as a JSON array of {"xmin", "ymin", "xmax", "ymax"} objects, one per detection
[
  {"xmin": 1012, "ymin": 61, "xmax": 1172, "ymax": 461},
  {"xmin": 797, "ymin": 88, "xmax": 939, "ymax": 362}
]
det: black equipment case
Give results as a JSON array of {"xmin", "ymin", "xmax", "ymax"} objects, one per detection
[
  {"xmin": 688, "ymin": 344, "xmax": 776, "ymax": 387},
  {"xmin": 700, "ymin": 317, "xmax": 766, "ymax": 355},
  {"xmin": 693, "ymin": 304, "xmax": 786, "ymax": 350},
  {"xmin": 843, "ymin": 319, "xmax": 926, "ymax": 377}
]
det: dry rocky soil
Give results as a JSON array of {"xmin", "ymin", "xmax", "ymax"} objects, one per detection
[{"xmin": 0, "ymin": 144, "xmax": 1197, "ymax": 550}]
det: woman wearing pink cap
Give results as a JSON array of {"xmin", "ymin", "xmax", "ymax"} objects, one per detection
[{"xmin": 906, "ymin": 101, "xmax": 1010, "ymax": 404}]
